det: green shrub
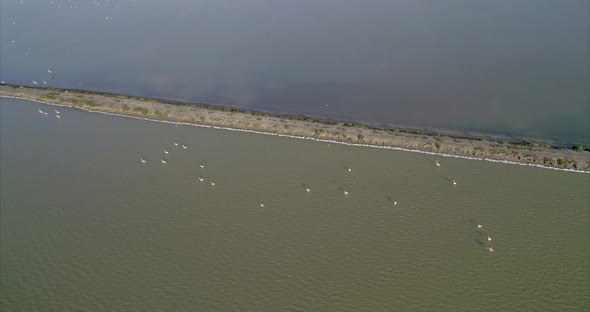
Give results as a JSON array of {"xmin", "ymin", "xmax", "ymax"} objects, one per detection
[
  {"xmin": 284, "ymin": 125, "xmax": 290, "ymax": 130},
  {"xmin": 199, "ymin": 116, "xmax": 206, "ymax": 123},
  {"xmin": 314, "ymin": 129, "xmax": 326, "ymax": 136},
  {"xmin": 557, "ymin": 158, "xmax": 569, "ymax": 167},
  {"xmin": 573, "ymin": 145, "xmax": 583, "ymax": 152},
  {"xmin": 81, "ymin": 100, "xmax": 100, "ymax": 107},
  {"xmin": 41, "ymin": 93, "xmax": 57, "ymax": 100},
  {"xmin": 132, "ymin": 107, "xmax": 149, "ymax": 115},
  {"xmin": 122, "ymin": 104, "xmax": 130, "ymax": 112},
  {"xmin": 357, "ymin": 134, "xmax": 365, "ymax": 141},
  {"xmin": 191, "ymin": 117, "xmax": 196, "ymax": 123},
  {"xmin": 154, "ymin": 110, "xmax": 168, "ymax": 118}
]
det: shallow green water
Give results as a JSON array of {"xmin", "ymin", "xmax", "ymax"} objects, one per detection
[{"xmin": 1, "ymin": 98, "xmax": 589, "ymax": 311}]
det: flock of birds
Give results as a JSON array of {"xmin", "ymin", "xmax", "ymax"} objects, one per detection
[
  {"xmin": 33, "ymin": 96, "xmax": 494, "ymax": 255},
  {"xmin": 135, "ymin": 144, "xmax": 488, "ymax": 251},
  {"xmin": 5, "ymin": 0, "xmax": 139, "ymax": 87},
  {"xmin": 478, "ymin": 224, "xmax": 495, "ymax": 253},
  {"xmin": 37, "ymin": 107, "xmax": 61, "ymax": 119},
  {"xmin": 139, "ymin": 142, "xmax": 221, "ymax": 186},
  {"xmin": 138, "ymin": 147, "xmax": 496, "ymax": 256}
]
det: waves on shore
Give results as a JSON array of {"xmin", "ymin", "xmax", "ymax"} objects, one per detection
[{"xmin": 2, "ymin": 95, "xmax": 588, "ymax": 174}]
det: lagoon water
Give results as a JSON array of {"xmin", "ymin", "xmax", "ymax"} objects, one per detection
[
  {"xmin": 1, "ymin": 0, "xmax": 589, "ymax": 144},
  {"xmin": 1, "ymin": 98, "xmax": 589, "ymax": 311}
]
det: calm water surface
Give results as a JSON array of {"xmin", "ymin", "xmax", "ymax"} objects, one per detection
[
  {"xmin": 1, "ymin": 98, "xmax": 589, "ymax": 311},
  {"xmin": 0, "ymin": 0, "xmax": 589, "ymax": 144}
]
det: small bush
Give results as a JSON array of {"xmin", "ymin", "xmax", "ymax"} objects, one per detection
[
  {"xmin": 122, "ymin": 104, "xmax": 130, "ymax": 112},
  {"xmin": 154, "ymin": 111, "xmax": 168, "ymax": 119},
  {"xmin": 284, "ymin": 125, "xmax": 290, "ymax": 130},
  {"xmin": 41, "ymin": 93, "xmax": 57, "ymax": 100},
  {"xmin": 557, "ymin": 158, "xmax": 569, "ymax": 167},
  {"xmin": 132, "ymin": 107, "xmax": 149, "ymax": 115},
  {"xmin": 573, "ymin": 145, "xmax": 583, "ymax": 152},
  {"xmin": 199, "ymin": 116, "xmax": 206, "ymax": 123},
  {"xmin": 357, "ymin": 134, "xmax": 365, "ymax": 141},
  {"xmin": 435, "ymin": 142, "xmax": 441, "ymax": 150},
  {"xmin": 82, "ymin": 100, "xmax": 100, "ymax": 107},
  {"xmin": 191, "ymin": 117, "xmax": 196, "ymax": 123}
]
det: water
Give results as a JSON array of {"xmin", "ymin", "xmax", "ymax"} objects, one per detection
[
  {"xmin": 1, "ymin": 0, "xmax": 589, "ymax": 144},
  {"xmin": 1, "ymin": 98, "xmax": 588, "ymax": 311}
]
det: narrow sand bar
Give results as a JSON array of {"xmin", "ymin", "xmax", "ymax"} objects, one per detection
[{"xmin": 1, "ymin": 84, "xmax": 588, "ymax": 172}]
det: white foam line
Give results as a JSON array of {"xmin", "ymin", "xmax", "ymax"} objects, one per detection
[{"xmin": 2, "ymin": 95, "xmax": 588, "ymax": 174}]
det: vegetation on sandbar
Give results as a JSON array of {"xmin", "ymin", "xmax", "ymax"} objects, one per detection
[{"xmin": 132, "ymin": 107, "xmax": 149, "ymax": 116}]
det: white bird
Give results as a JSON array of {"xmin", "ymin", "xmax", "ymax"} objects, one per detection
[
  {"xmin": 259, "ymin": 202, "xmax": 264, "ymax": 207},
  {"xmin": 48, "ymin": 68, "xmax": 53, "ymax": 74},
  {"xmin": 306, "ymin": 187, "xmax": 310, "ymax": 192},
  {"xmin": 43, "ymin": 80, "xmax": 47, "ymax": 85},
  {"xmin": 161, "ymin": 159, "xmax": 167, "ymax": 164},
  {"xmin": 198, "ymin": 177, "xmax": 204, "ymax": 182},
  {"xmin": 140, "ymin": 158, "xmax": 146, "ymax": 163},
  {"xmin": 173, "ymin": 141, "xmax": 178, "ymax": 146},
  {"xmin": 477, "ymin": 224, "xmax": 482, "ymax": 229},
  {"xmin": 347, "ymin": 167, "xmax": 352, "ymax": 172},
  {"xmin": 436, "ymin": 160, "xmax": 440, "ymax": 167},
  {"xmin": 163, "ymin": 149, "xmax": 169, "ymax": 154},
  {"xmin": 38, "ymin": 109, "xmax": 44, "ymax": 114},
  {"xmin": 453, "ymin": 180, "xmax": 457, "ymax": 185},
  {"xmin": 210, "ymin": 181, "xmax": 215, "ymax": 186},
  {"xmin": 43, "ymin": 112, "xmax": 48, "ymax": 115},
  {"xmin": 32, "ymin": 80, "xmax": 38, "ymax": 85},
  {"xmin": 200, "ymin": 163, "xmax": 205, "ymax": 168},
  {"xmin": 394, "ymin": 201, "xmax": 397, "ymax": 205},
  {"xmin": 343, "ymin": 190, "xmax": 349, "ymax": 195},
  {"xmin": 182, "ymin": 144, "xmax": 187, "ymax": 149},
  {"xmin": 487, "ymin": 247, "xmax": 495, "ymax": 252},
  {"xmin": 55, "ymin": 110, "xmax": 60, "ymax": 114},
  {"xmin": 488, "ymin": 236, "xmax": 492, "ymax": 242},
  {"xmin": 56, "ymin": 114, "xmax": 61, "ymax": 118}
]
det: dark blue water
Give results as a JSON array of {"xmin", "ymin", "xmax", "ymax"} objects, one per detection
[{"xmin": 1, "ymin": 0, "xmax": 588, "ymax": 144}]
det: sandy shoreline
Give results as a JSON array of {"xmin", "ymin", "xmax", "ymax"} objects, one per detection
[{"xmin": 1, "ymin": 85, "xmax": 588, "ymax": 173}]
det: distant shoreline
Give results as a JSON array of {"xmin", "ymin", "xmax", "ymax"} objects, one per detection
[{"xmin": 1, "ymin": 84, "xmax": 588, "ymax": 173}]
